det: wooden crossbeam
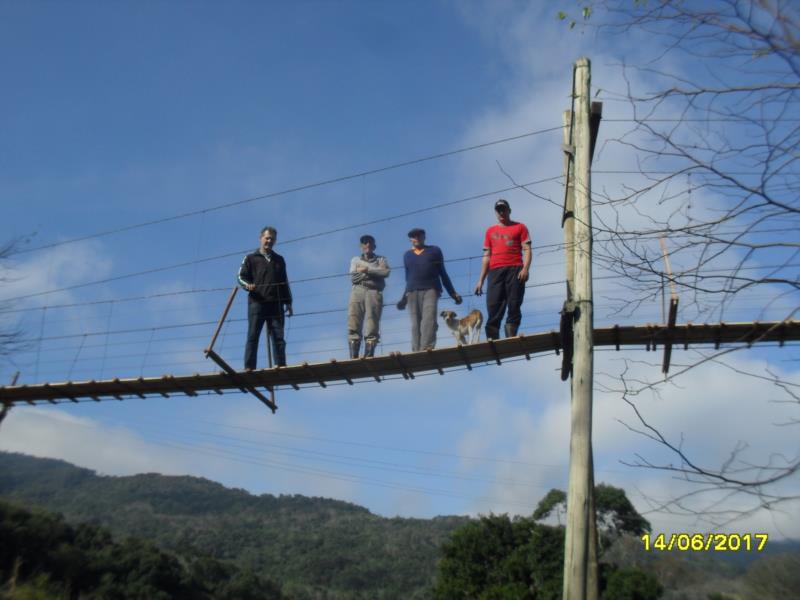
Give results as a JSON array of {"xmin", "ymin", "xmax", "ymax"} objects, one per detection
[
  {"xmin": 206, "ymin": 349, "xmax": 276, "ymax": 413},
  {"xmin": 1, "ymin": 320, "xmax": 798, "ymax": 406}
]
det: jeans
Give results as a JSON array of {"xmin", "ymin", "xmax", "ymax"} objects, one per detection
[
  {"xmin": 485, "ymin": 266, "xmax": 525, "ymax": 339},
  {"xmin": 407, "ymin": 288, "xmax": 440, "ymax": 351},
  {"xmin": 244, "ymin": 301, "xmax": 286, "ymax": 369}
]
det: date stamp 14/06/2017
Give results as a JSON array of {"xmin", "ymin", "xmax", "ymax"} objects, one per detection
[{"xmin": 641, "ymin": 533, "xmax": 768, "ymax": 552}]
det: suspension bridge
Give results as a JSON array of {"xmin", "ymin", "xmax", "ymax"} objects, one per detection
[{"xmin": 1, "ymin": 319, "xmax": 796, "ymax": 410}]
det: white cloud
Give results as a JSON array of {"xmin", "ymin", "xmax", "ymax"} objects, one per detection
[
  {"xmin": 0, "ymin": 403, "xmax": 360, "ymax": 504},
  {"xmin": 0, "ymin": 240, "xmax": 112, "ymax": 309},
  {"xmin": 0, "ymin": 407, "xmax": 193, "ymax": 476},
  {"xmin": 0, "ymin": 241, "xmax": 115, "ymax": 384}
]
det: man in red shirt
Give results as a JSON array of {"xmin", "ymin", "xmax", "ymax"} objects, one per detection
[{"xmin": 474, "ymin": 199, "xmax": 532, "ymax": 339}]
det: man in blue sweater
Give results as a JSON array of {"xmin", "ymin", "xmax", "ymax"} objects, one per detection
[{"xmin": 398, "ymin": 228, "xmax": 462, "ymax": 351}]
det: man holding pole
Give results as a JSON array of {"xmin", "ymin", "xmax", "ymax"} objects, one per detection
[
  {"xmin": 474, "ymin": 199, "xmax": 532, "ymax": 339},
  {"xmin": 238, "ymin": 226, "xmax": 293, "ymax": 369}
]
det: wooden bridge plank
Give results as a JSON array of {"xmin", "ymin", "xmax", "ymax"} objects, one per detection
[{"xmin": 1, "ymin": 321, "xmax": 797, "ymax": 405}]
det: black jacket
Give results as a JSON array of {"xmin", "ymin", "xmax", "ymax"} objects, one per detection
[{"xmin": 237, "ymin": 250, "xmax": 293, "ymax": 305}]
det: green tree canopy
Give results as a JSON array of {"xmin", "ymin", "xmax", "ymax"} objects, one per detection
[
  {"xmin": 534, "ymin": 483, "xmax": 650, "ymax": 549},
  {"xmin": 435, "ymin": 486, "xmax": 659, "ymax": 599},
  {"xmin": 433, "ymin": 514, "xmax": 563, "ymax": 600},
  {"xmin": 0, "ymin": 499, "xmax": 284, "ymax": 599},
  {"xmin": 601, "ymin": 568, "xmax": 663, "ymax": 600}
]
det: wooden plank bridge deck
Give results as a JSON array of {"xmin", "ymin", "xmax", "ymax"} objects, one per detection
[{"xmin": 1, "ymin": 320, "xmax": 797, "ymax": 407}]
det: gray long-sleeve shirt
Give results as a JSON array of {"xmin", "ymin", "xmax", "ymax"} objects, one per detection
[{"xmin": 349, "ymin": 254, "xmax": 390, "ymax": 291}]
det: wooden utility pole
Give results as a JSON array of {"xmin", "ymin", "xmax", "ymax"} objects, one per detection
[
  {"xmin": 562, "ymin": 57, "xmax": 598, "ymax": 600},
  {"xmin": 562, "ymin": 109, "xmax": 576, "ymax": 301}
]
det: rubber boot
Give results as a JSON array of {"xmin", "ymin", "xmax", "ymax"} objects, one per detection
[
  {"xmin": 364, "ymin": 340, "xmax": 376, "ymax": 358},
  {"xmin": 349, "ymin": 340, "xmax": 361, "ymax": 359},
  {"xmin": 504, "ymin": 323, "xmax": 519, "ymax": 338},
  {"xmin": 485, "ymin": 326, "xmax": 500, "ymax": 341}
]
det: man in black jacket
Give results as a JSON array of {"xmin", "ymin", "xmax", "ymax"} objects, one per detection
[{"xmin": 238, "ymin": 226, "xmax": 293, "ymax": 369}]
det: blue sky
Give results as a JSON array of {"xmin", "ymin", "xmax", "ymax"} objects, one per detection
[{"xmin": 1, "ymin": 1, "xmax": 798, "ymax": 539}]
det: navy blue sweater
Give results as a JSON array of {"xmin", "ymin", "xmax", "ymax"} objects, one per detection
[{"xmin": 403, "ymin": 246, "xmax": 457, "ymax": 297}]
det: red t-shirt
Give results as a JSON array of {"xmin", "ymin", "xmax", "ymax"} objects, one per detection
[{"xmin": 483, "ymin": 222, "xmax": 531, "ymax": 269}]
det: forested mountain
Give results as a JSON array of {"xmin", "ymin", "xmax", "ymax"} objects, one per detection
[
  {"xmin": 2, "ymin": 452, "xmax": 798, "ymax": 599},
  {"xmin": 0, "ymin": 452, "xmax": 468, "ymax": 599}
]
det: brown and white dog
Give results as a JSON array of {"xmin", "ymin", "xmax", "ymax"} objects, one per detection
[{"xmin": 440, "ymin": 309, "xmax": 483, "ymax": 345}]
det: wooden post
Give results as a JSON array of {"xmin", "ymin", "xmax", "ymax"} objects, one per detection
[
  {"xmin": 266, "ymin": 329, "xmax": 274, "ymax": 369},
  {"xmin": 563, "ymin": 57, "xmax": 598, "ymax": 600},
  {"xmin": 265, "ymin": 327, "xmax": 276, "ymax": 407},
  {"xmin": 660, "ymin": 238, "xmax": 679, "ymax": 374},
  {"xmin": 205, "ymin": 286, "xmax": 238, "ymax": 355}
]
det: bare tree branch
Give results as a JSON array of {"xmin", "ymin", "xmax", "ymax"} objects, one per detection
[{"xmin": 578, "ymin": 0, "xmax": 800, "ymax": 529}]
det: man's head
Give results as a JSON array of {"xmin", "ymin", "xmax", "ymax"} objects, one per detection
[
  {"xmin": 408, "ymin": 228, "xmax": 426, "ymax": 249},
  {"xmin": 260, "ymin": 226, "xmax": 277, "ymax": 252},
  {"xmin": 494, "ymin": 199, "xmax": 511, "ymax": 224},
  {"xmin": 359, "ymin": 234, "xmax": 376, "ymax": 255}
]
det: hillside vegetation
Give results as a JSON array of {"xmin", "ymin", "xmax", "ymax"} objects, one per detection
[
  {"xmin": 0, "ymin": 452, "xmax": 467, "ymax": 599},
  {"xmin": 1, "ymin": 498, "xmax": 285, "ymax": 599},
  {"xmin": 2, "ymin": 452, "xmax": 798, "ymax": 599}
]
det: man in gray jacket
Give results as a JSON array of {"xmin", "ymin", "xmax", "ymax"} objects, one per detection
[{"xmin": 348, "ymin": 235, "xmax": 390, "ymax": 358}]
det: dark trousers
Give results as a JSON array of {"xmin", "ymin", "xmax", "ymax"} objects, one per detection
[
  {"xmin": 244, "ymin": 301, "xmax": 286, "ymax": 369},
  {"xmin": 485, "ymin": 266, "xmax": 525, "ymax": 339}
]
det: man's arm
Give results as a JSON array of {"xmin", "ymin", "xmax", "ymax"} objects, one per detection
[
  {"xmin": 281, "ymin": 257, "xmax": 293, "ymax": 316},
  {"xmin": 475, "ymin": 228, "xmax": 491, "ymax": 295},
  {"xmin": 238, "ymin": 256, "xmax": 255, "ymax": 291},
  {"xmin": 403, "ymin": 251, "xmax": 411, "ymax": 294},
  {"xmin": 396, "ymin": 254, "xmax": 408, "ymax": 310},
  {"xmin": 351, "ymin": 257, "xmax": 367, "ymax": 284},
  {"xmin": 518, "ymin": 242, "xmax": 532, "ymax": 282},
  {"xmin": 437, "ymin": 249, "xmax": 462, "ymax": 304},
  {"xmin": 367, "ymin": 256, "xmax": 390, "ymax": 279},
  {"xmin": 474, "ymin": 249, "xmax": 491, "ymax": 296}
]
